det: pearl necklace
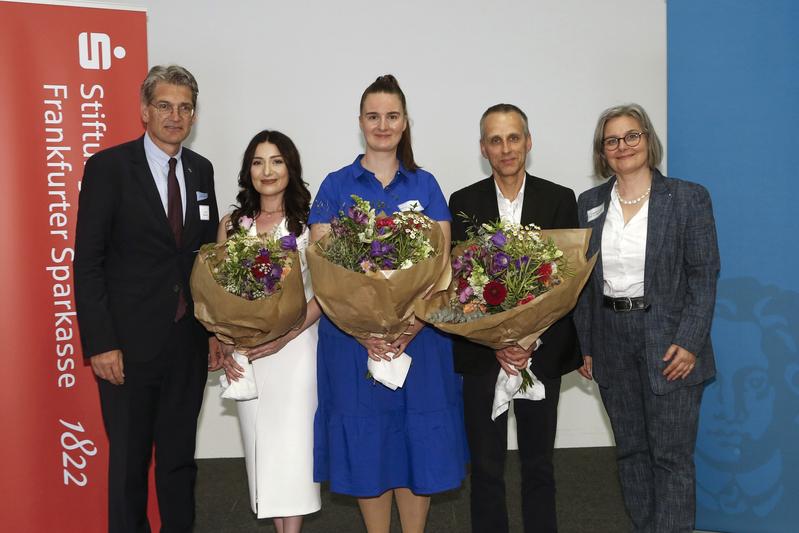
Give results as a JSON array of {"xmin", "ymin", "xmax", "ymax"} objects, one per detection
[{"xmin": 615, "ymin": 182, "xmax": 651, "ymax": 206}]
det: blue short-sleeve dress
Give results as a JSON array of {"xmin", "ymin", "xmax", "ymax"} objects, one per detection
[{"xmin": 308, "ymin": 156, "xmax": 468, "ymax": 497}]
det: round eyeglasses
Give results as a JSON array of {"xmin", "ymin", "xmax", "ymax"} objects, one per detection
[
  {"xmin": 603, "ymin": 131, "xmax": 646, "ymax": 150},
  {"xmin": 150, "ymin": 101, "xmax": 195, "ymax": 118}
]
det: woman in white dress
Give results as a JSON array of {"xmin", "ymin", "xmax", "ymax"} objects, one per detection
[{"xmin": 219, "ymin": 130, "xmax": 321, "ymax": 533}]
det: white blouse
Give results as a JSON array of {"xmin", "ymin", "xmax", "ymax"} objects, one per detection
[{"xmin": 601, "ymin": 185, "xmax": 648, "ymax": 298}]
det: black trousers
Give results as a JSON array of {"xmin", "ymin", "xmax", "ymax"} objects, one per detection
[
  {"xmin": 463, "ymin": 365, "xmax": 561, "ymax": 533},
  {"xmin": 98, "ymin": 319, "xmax": 208, "ymax": 533}
]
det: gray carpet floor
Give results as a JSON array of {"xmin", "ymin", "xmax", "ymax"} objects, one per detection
[{"xmin": 195, "ymin": 447, "xmax": 631, "ymax": 532}]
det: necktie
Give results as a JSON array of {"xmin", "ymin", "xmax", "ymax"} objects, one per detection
[
  {"xmin": 167, "ymin": 157, "xmax": 186, "ymax": 321},
  {"xmin": 167, "ymin": 157, "xmax": 183, "ymax": 245}
]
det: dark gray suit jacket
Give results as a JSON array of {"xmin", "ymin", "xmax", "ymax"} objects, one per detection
[
  {"xmin": 573, "ymin": 170, "xmax": 719, "ymax": 394},
  {"xmin": 74, "ymin": 136, "xmax": 219, "ymax": 363}
]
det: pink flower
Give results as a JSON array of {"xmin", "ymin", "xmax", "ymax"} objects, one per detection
[{"xmin": 239, "ymin": 215, "xmax": 254, "ymax": 229}]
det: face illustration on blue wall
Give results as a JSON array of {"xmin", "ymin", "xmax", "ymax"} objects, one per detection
[
  {"xmin": 695, "ymin": 278, "xmax": 799, "ymax": 523},
  {"xmin": 697, "ymin": 319, "xmax": 775, "ymax": 463}
]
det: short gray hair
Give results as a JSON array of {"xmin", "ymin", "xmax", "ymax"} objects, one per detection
[
  {"xmin": 140, "ymin": 65, "xmax": 199, "ymax": 106},
  {"xmin": 592, "ymin": 103, "xmax": 663, "ymax": 179},
  {"xmin": 480, "ymin": 103, "xmax": 530, "ymax": 140}
]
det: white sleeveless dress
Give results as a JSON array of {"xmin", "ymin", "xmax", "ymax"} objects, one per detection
[{"xmin": 236, "ymin": 220, "xmax": 320, "ymax": 518}]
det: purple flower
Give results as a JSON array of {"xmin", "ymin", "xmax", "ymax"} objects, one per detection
[
  {"xmin": 258, "ymin": 248, "xmax": 271, "ymax": 260},
  {"xmin": 348, "ymin": 206, "xmax": 368, "ymax": 225},
  {"xmin": 513, "ymin": 256, "xmax": 530, "ymax": 269},
  {"xmin": 458, "ymin": 286, "xmax": 474, "ymax": 304},
  {"xmin": 452, "ymin": 256, "xmax": 463, "ymax": 272},
  {"xmin": 271, "ymin": 263, "xmax": 282, "ymax": 277},
  {"xmin": 490, "ymin": 231, "xmax": 507, "ymax": 248},
  {"xmin": 279, "ymin": 234, "xmax": 297, "ymax": 251},
  {"xmin": 492, "ymin": 251, "xmax": 510, "ymax": 272},
  {"xmin": 370, "ymin": 240, "xmax": 395, "ymax": 258},
  {"xmin": 382, "ymin": 258, "xmax": 395, "ymax": 269}
]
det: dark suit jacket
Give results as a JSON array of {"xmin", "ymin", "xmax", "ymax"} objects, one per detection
[
  {"xmin": 449, "ymin": 173, "xmax": 582, "ymax": 378},
  {"xmin": 573, "ymin": 170, "xmax": 719, "ymax": 394},
  {"xmin": 74, "ymin": 136, "xmax": 219, "ymax": 363}
]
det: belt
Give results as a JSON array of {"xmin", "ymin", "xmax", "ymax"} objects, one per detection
[{"xmin": 603, "ymin": 295, "xmax": 648, "ymax": 312}]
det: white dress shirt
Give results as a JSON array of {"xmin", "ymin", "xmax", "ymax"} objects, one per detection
[
  {"xmin": 601, "ymin": 184, "xmax": 648, "ymax": 297},
  {"xmin": 495, "ymin": 178, "xmax": 525, "ymax": 225},
  {"xmin": 143, "ymin": 132, "xmax": 187, "ymax": 222}
]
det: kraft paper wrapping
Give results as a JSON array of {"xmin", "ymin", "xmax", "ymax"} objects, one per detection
[
  {"xmin": 416, "ymin": 228, "xmax": 597, "ymax": 350},
  {"xmin": 306, "ymin": 222, "xmax": 450, "ymax": 343},
  {"xmin": 190, "ymin": 247, "xmax": 307, "ymax": 348}
]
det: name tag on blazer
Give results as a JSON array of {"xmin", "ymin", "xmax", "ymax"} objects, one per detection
[
  {"xmin": 586, "ymin": 203, "xmax": 604, "ymax": 223},
  {"xmin": 199, "ymin": 205, "xmax": 210, "ymax": 220}
]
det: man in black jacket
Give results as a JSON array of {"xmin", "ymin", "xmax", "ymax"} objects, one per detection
[
  {"xmin": 449, "ymin": 104, "xmax": 581, "ymax": 533},
  {"xmin": 74, "ymin": 65, "xmax": 221, "ymax": 533}
]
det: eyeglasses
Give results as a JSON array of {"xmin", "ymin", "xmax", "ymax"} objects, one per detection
[
  {"xmin": 150, "ymin": 101, "xmax": 195, "ymax": 118},
  {"xmin": 603, "ymin": 131, "xmax": 645, "ymax": 150}
]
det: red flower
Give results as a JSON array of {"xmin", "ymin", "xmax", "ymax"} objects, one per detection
[
  {"xmin": 537, "ymin": 262, "xmax": 553, "ymax": 282},
  {"xmin": 483, "ymin": 280, "xmax": 507, "ymax": 306},
  {"xmin": 376, "ymin": 217, "xmax": 396, "ymax": 228},
  {"xmin": 517, "ymin": 294, "xmax": 535, "ymax": 306},
  {"xmin": 250, "ymin": 265, "xmax": 267, "ymax": 280},
  {"xmin": 457, "ymin": 277, "xmax": 469, "ymax": 290}
]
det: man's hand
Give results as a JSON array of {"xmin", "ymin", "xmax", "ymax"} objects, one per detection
[
  {"xmin": 208, "ymin": 337, "xmax": 224, "ymax": 371},
  {"xmin": 91, "ymin": 349, "xmax": 125, "ymax": 385},
  {"xmin": 495, "ymin": 344, "xmax": 534, "ymax": 377}
]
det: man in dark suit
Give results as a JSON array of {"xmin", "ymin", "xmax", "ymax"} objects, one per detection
[
  {"xmin": 449, "ymin": 104, "xmax": 581, "ymax": 533},
  {"xmin": 74, "ymin": 65, "xmax": 221, "ymax": 533}
]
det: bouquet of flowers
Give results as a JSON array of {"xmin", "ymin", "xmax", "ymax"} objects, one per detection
[
  {"xmin": 306, "ymin": 195, "xmax": 450, "ymax": 389},
  {"xmin": 418, "ymin": 218, "xmax": 596, "ymax": 395},
  {"xmin": 191, "ymin": 217, "xmax": 307, "ymax": 399}
]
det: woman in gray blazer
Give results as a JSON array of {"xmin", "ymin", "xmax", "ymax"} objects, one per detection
[{"xmin": 574, "ymin": 103, "xmax": 720, "ymax": 533}]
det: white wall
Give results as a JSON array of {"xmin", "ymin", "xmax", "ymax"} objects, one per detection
[{"xmin": 84, "ymin": 0, "xmax": 666, "ymax": 457}]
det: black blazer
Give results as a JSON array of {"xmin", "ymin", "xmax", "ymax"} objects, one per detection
[
  {"xmin": 74, "ymin": 136, "xmax": 219, "ymax": 363},
  {"xmin": 449, "ymin": 174, "xmax": 582, "ymax": 378}
]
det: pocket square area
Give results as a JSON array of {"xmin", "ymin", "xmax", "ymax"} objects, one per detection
[{"xmin": 196, "ymin": 191, "xmax": 208, "ymax": 201}]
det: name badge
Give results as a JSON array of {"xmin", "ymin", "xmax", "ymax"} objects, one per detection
[
  {"xmin": 199, "ymin": 205, "xmax": 210, "ymax": 220},
  {"xmin": 586, "ymin": 203, "xmax": 604, "ymax": 223},
  {"xmin": 398, "ymin": 199, "xmax": 423, "ymax": 212}
]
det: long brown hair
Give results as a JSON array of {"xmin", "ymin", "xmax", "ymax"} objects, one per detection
[
  {"xmin": 359, "ymin": 74, "xmax": 419, "ymax": 171},
  {"xmin": 229, "ymin": 130, "xmax": 311, "ymax": 237}
]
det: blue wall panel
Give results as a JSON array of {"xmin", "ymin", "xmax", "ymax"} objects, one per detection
[{"xmin": 668, "ymin": 2, "xmax": 799, "ymax": 532}]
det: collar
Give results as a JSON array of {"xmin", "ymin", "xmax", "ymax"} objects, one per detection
[
  {"xmin": 350, "ymin": 154, "xmax": 415, "ymax": 183},
  {"xmin": 143, "ymin": 131, "xmax": 183, "ymax": 167},
  {"xmin": 494, "ymin": 176, "xmax": 526, "ymax": 204}
]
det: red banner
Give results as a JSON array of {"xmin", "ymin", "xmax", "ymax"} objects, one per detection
[{"xmin": 0, "ymin": 2, "xmax": 147, "ymax": 530}]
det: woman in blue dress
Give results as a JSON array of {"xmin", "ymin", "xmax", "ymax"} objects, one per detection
[{"xmin": 308, "ymin": 74, "xmax": 468, "ymax": 533}]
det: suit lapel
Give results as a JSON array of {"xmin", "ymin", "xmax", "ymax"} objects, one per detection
[
  {"xmin": 585, "ymin": 178, "xmax": 613, "ymax": 291},
  {"xmin": 644, "ymin": 170, "xmax": 672, "ymax": 295},
  {"xmin": 130, "ymin": 137, "xmax": 174, "ymax": 242},
  {"xmin": 181, "ymin": 150, "xmax": 199, "ymax": 248},
  {"xmin": 520, "ymin": 174, "xmax": 541, "ymax": 226},
  {"xmin": 472, "ymin": 177, "xmax": 500, "ymax": 225}
]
